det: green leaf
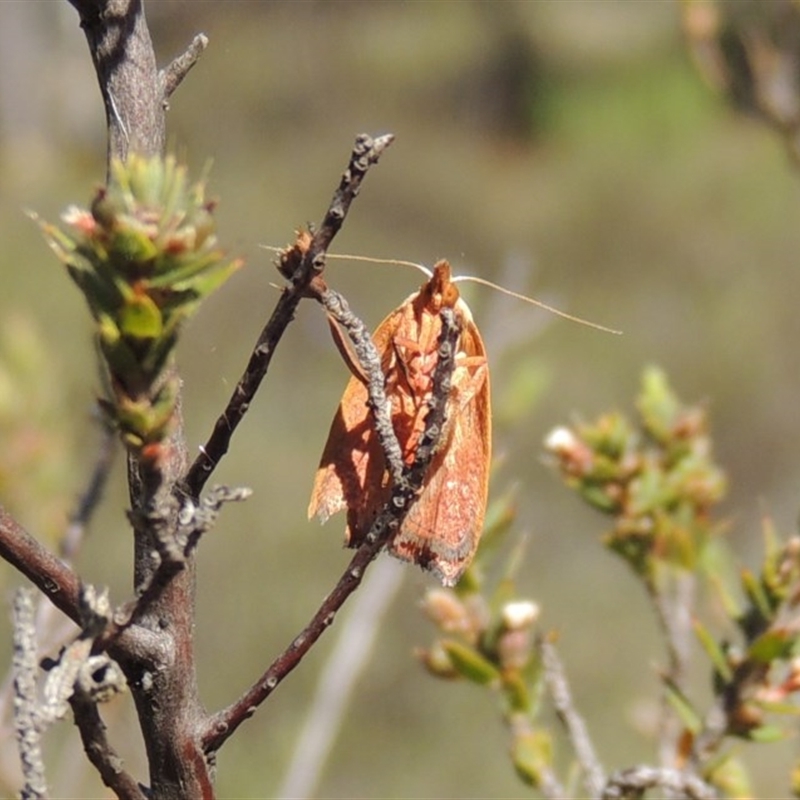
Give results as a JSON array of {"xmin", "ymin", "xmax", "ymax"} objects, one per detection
[
  {"xmin": 109, "ymin": 222, "xmax": 159, "ymax": 267},
  {"xmin": 510, "ymin": 729, "xmax": 552, "ymax": 788},
  {"xmin": 705, "ymin": 752, "xmax": 753, "ymax": 800},
  {"xmin": 747, "ymin": 627, "xmax": 795, "ymax": 663},
  {"xmin": 740, "ymin": 568, "xmax": 774, "ymax": 623},
  {"xmin": 636, "ymin": 365, "xmax": 682, "ymax": 443},
  {"xmin": 502, "ymin": 670, "xmax": 531, "ymax": 714},
  {"xmin": 171, "ymin": 257, "xmax": 242, "ymax": 298},
  {"xmin": 746, "ymin": 724, "xmax": 785, "ymax": 743},
  {"xmin": 440, "ymin": 639, "xmax": 500, "ymax": 685},
  {"xmin": 579, "ymin": 482, "xmax": 619, "ymax": 513},
  {"xmin": 711, "ymin": 575, "xmax": 742, "ymax": 619},
  {"xmin": 118, "ymin": 294, "xmax": 163, "ymax": 340},
  {"xmin": 693, "ymin": 619, "xmax": 733, "ymax": 682},
  {"xmin": 662, "ymin": 675, "xmax": 703, "ymax": 734}
]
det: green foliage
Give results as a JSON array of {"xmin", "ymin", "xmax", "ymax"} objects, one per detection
[
  {"xmin": 545, "ymin": 365, "xmax": 727, "ymax": 579},
  {"xmin": 421, "ymin": 367, "xmax": 800, "ymax": 797},
  {"xmin": 417, "ymin": 503, "xmax": 552, "ymax": 789},
  {"xmin": 34, "ymin": 155, "xmax": 241, "ymax": 457},
  {"xmin": 545, "ymin": 367, "xmax": 800, "ymax": 797}
]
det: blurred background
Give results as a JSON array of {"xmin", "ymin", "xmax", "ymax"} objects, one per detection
[{"xmin": 1, "ymin": 1, "xmax": 800, "ymax": 797}]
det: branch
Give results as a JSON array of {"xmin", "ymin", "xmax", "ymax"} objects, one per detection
[
  {"xmin": 648, "ymin": 572, "xmax": 696, "ymax": 767},
  {"xmin": 184, "ymin": 132, "xmax": 395, "ymax": 498},
  {"xmin": 0, "ymin": 507, "xmax": 82, "ymax": 625},
  {"xmin": 12, "ymin": 588, "xmax": 47, "ymax": 800},
  {"xmin": 314, "ymin": 284, "xmax": 405, "ymax": 483},
  {"xmin": 201, "ymin": 303, "xmax": 460, "ymax": 755},
  {"xmin": 602, "ymin": 766, "xmax": 717, "ymax": 800},
  {"xmin": 71, "ymin": 698, "xmax": 145, "ymax": 800},
  {"xmin": 540, "ymin": 637, "xmax": 606, "ymax": 799},
  {"xmin": 67, "ymin": 0, "xmax": 166, "ymax": 162},
  {"xmin": 160, "ymin": 33, "xmax": 208, "ymax": 101},
  {"xmin": 276, "ymin": 558, "xmax": 405, "ymax": 800},
  {"xmin": 61, "ymin": 415, "xmax": 116, "ymax": 561},
  {"xmin": 63, "ymin": 3, "xmax": 211, "ymax": 796}
]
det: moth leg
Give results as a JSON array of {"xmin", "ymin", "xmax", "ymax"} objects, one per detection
[{"xmin": 326, "ymin": 316, "xmax": 370, "ymax": 385}]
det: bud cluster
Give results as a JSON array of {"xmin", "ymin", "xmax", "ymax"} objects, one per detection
[{"xmin": 36, "ymin": 155, "xmax": 240, "ymax": 457}]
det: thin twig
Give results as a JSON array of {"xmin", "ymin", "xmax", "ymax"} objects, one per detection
[
  {"xmin": 647, "ymin": 572, "xmax": 696, "ymax": 769},
  {"xmin": 61, "ymin": 416, "xmax": 116, "ymax": 562},
  {"xmin": 184, "ymin": 133, "xmax": 395, "ymax": 498},
  {"xmin": 276, "ymin": 558, "xmax": 406, "ymax": 799},
  {"xmin": 315, "ymin": 285, "xmax": 405, "ymax": 483},
  {"xmin": 540, "ymin": 636, "xmax": 606, "ymax": 799},
  {"xmin": 70, "ymin": 699, "xmax": 145, "ymax": 800},
  {"xmin": 159, "ymin": 33, "xmax": 208, "ymax": 101},
  {"xmin": 12, "ymin": 588, "xmax": 46, "ymax": 800},
  {"xmin": 97, "ymin": 486, "xmax": 252, "ymax": 650},
  {"xmin": 602, "ymin": 766, "xmax": 717, "ymax": 800},
  {"xmin": 201, "ymin": 303, "xmax": 459, "ymax": 754}
]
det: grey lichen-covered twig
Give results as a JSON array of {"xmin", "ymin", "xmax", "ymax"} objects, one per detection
[
  {"xmin": 315, "ymin": 285, "xmax": 405, "ymax": 485},
  {"xmin": 12, "ymin": 588, "xmax": 46, "ymax": 800},
  {"xmin": 540, "ymin": 636, "xmax": 606, "ymax": 798},
  {"xmin": 602, "ymin": 766, "xmax": 717, "ymax": 800}
]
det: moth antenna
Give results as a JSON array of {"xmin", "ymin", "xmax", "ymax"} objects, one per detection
[
  {"xmin": 326, "ymin": 252, "xmax": 433, "ymax": 277},
  {"xmin": 454, "ymin": 275, "xmax": 622, "ymax": 335},
  {"xmin": 261, "ymin": 244, "xmax": 620, "ymax": 334},
  {"xmin": 259, "ymin": 246, "xmax": 433, "ymax": 277}
]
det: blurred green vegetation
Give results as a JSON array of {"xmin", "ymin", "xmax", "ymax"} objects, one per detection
[{"xmin": 1, "ymin": 2, "xmax": 799, "ymax": 797}]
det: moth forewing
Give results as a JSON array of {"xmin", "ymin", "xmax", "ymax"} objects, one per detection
[{"xmin": 308, "ymin": 301, "xmax": 411, "ymax": 541}]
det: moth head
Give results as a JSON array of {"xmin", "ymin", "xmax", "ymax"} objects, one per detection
[{"xmin": 422, "ymin": 259, "xmax": 460, "ymax": 312}]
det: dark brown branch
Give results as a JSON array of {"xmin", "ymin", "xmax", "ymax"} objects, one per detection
[
  {"xmin": 71, "ymin": 698, "xmax": 146, "ymax": 800},
  {"xmin": 540, "ymin": 637, "xmax": 606, "ymax": 799},
  {"xmin": 201, "ymin": 303, "xmax": 460, "ymax": 755},
  {"xmin": 305, "ymin": 133, "xmax": 395, "ymax": 264},
  {"xmin": 602, "ymin": 766, "xmax": 717, "ymax": 800},
  {"xmin": 160, "ymin": 33, "xmax": 208, "ymax": 100},
  {"xmin": 184, "ymin": 133, "xmax": 395, "ymax": 498},
  {"xmin": 0, "ymin": 507, "xmax": 82, "ymax": 625}
]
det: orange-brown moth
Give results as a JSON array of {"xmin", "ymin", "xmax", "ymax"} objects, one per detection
[{"xmin": 308, "ymin": 259, "xmax": 490, "ymax": 586}]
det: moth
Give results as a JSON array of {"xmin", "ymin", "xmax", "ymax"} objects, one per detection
[{"xmin": 308, "ymin": 259, "xmax": 490, "ymax": 586}]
